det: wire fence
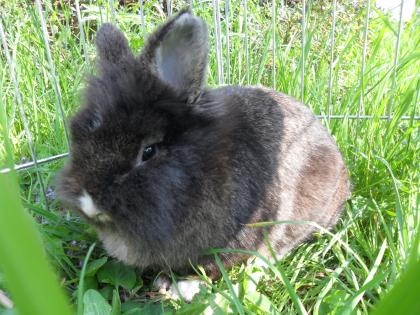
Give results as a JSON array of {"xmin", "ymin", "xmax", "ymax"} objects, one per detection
[{"xmin": 0, "ymin": 0, "xmax": 418, "ymax": 208}]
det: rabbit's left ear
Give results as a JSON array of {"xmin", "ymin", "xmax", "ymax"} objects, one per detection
[{"xmin": 141, "ymin": 10, "xmax": 208, "ymax": 102}]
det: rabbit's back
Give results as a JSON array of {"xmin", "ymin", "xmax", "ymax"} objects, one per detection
[{"xmin": 202, "ymin": 86, "xmax": 350, "ymax": 258}]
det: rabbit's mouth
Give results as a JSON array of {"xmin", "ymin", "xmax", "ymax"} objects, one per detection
[{"xmin": 78, "ymin": 190, "xmax": 112, "ymax": 223}]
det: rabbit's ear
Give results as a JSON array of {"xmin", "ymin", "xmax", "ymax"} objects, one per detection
[
  {"xmin": 141, "ymin": 10, "xmax": 208, "ymax": 102},
  {"xmin": 95, "ymin": 23, "xmax": 131, "ymax": 67}
]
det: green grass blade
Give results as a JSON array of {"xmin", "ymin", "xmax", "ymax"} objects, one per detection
[
  {"xmin": 370, "ymin": 230, "xmax": 420, "ymax": 315},
  {"xmin": 0, "ymin": 172, "xmax": 73, "ymax": 315},
  {"xmin": 375, "ymin": 156, "xmax": 408, "ymax": 255},
  {"xmin": 347, "ymin": 239, "xmax": 387, "ymax": 312},
  {"xmin": 209, "ymin": 248, "xmax": 308, "ymax": 315},
  {"xmin": 214, "ymin": 254, "xmax": 245, "ymax": 315},
  {"xmin": 77, "ymin": 242, "xmax": 96, "ymax": 315}
]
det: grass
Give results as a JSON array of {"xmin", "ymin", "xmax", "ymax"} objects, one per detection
[{"xmin": 0, "ymin": 0, "xmax": 419, "ymax": 314}]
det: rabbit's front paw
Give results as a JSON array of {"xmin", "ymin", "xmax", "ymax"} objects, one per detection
[
  {"xmin": 153, "ymin": 274, "xmax": 171, "ymax": 294},
  {"xmin": 168, "ymin": 279, "xmax": 203, "ymax": 302},
  {"xmin": 154, "ymin": 275, "xmax": 204, "ymax": 302}
]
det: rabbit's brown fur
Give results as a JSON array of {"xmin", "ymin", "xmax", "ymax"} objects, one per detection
[{"xmin": 58, "ymin": 10, "xmax": 350, "ymax": 280}]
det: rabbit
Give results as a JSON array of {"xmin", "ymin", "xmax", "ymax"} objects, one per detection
[{"xmin": 58, "ymin": 9, "xmax": 350, "ymax": 301}]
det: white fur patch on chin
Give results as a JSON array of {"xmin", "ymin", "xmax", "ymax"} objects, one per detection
[
  {"xmin": 78, "ymin": 190, "xmax": 100, "ymax": 218},
  {"xmin": 168, "ymin": 279, "xmax": 203, "ymax": 302}
]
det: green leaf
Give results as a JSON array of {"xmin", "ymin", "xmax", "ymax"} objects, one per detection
[
  {"xmin": 85, "ymin": 257, "xmax": 108, "ymax": 277},
  {"xmin": 122, "ymin": 302, "xmax": 163, "ymax": 315},
  {"xmin": 323, "ymin": 290, "xmax": 351, "ymax": 314},
  {"xmin": 73, "ymin": 276, "xmax": 98, "ymax": 299},
  {"xmin": 83, "ymin": 289, "xmax": 112, "ymax": 315},
  {"xmin": 121, "ymin": 301, "xmax": 141, "ymax": 313},
  {"xmin": 130, "ymin": 276, "xmax": 144, "ymax": 294},
  {"xmin": 111, "ymin": 289, "xmax": 121, "ymax": 315},
  {"xmin": 97, "ymin": 261, "xmax": 137, "ymax": 291},
  {"xmin": 122, "ymin": 309, "xmax": 142, "ymax": 315},
  {"xmin": 99, "ymin": 286, "xmax": 114, "ymax": 301},
  {"xmin": 175, "ymin": 302, "xmax": 207, "ymax": 315},
  {"xmin": 205, "ymin": 292, "xmax": 234, "ymax": 314},
  {"xmin": 245, "ymin": 291, "xmax": 280, "ymax": 314}
]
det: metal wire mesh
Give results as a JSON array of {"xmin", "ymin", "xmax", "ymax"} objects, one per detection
[{"xmin": 0, "ymin": 0, "xmax": 418, "ymax": 208}]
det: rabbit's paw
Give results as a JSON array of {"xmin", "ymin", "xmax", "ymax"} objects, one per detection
[
  {"xmin": 154, "ymin": 275, "xmax": 204, "ymax": 302},
  {"xmin": 168, "ymin": 279, "xmax": 203, "ymax": 302},
  {"xmin": 153, "ymin": 275, "xmax": 171, "ymax": 294}
]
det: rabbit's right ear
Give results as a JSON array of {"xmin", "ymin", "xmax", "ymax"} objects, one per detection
[
  {"xmin": 95, "ymin": 23, "xmax": 132, "ymax": 68},
  {"xmin": 140, "ymin": 10, "xmax": 208, "ymax": 103}
]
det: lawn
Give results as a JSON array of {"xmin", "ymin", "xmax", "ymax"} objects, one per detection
[{"xmin": 0, "ymin": 0, "xmax": 419, "ymax": 314}]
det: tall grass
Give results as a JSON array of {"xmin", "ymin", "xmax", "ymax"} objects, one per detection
[{"xmin": 0, "ymin": 0, "xmax": 419, "ymax": 314}]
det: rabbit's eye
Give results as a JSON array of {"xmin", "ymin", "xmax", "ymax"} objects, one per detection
[{"xmin": 142, "ymin": 144, "xmax": 159, "ymax": 162}]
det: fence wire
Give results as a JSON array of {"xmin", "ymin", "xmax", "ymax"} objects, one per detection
[
  {"xmin": 301, "ymin": 0, "xmax": 306, "ymax": 103},
  {"xmin": 0, "ymin": 0, "xmax": 418, "ymax": 208},
  {"xmin": 355, "ymin": 0, "xmax": 371, "ymax": 141},
  {"xmin": 327, "ymin": 0, "xmax": 336, "ymax": 123}
]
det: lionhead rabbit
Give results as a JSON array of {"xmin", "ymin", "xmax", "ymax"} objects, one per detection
[{"xmin": 58, "ymin": 9, "xmax": 350, "ymax": 300}]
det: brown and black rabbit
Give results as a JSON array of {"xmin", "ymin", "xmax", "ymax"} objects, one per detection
[{"xmin": 58, "ymin": 9, "xmax": 350, "ymax": 300}]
